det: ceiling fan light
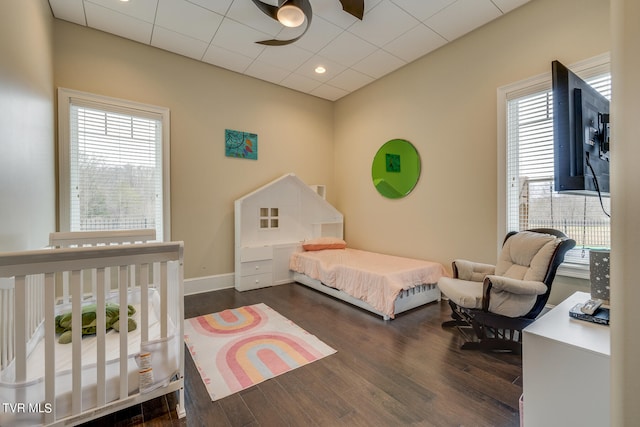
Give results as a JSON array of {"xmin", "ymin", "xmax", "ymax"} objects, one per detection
[{"xmin": 277, "ymin": 4, "xmax": 305, "ymax": 28}]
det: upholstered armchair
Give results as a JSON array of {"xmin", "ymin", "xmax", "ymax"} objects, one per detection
[{"xmin": 438, "ymin": 229, "xmax": 575, "ymax": 353}]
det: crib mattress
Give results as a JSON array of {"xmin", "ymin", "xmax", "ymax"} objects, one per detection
[
  {"xmin": 289, "ymin": 248, "xmax": 448, "ymax": 318},
  {"xmin": 0, "ymin": 288, "xmax": 179, "ymax": 422}
]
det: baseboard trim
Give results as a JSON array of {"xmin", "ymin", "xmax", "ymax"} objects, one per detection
[{"xmin": 184, "ymin": 273, "xmax": 234, "ymax": 296}]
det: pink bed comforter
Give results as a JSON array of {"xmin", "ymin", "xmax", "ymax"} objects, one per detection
[{"xmin": 289, "ymin": 248, "xmax": 448, "ymax": 318}]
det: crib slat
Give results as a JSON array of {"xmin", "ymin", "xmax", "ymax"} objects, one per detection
[
  {"xmin": 96, "ymin": 267, "xmax": 107, "ymax": 408},
  {"xmin": 14, "ymin": 275, "xmax": 27, "ymax": 384},
  {"xmin": 0, "ymin": 281, "xmax": 14, "ymax": 371},
  {"xmin": 140, "ymin": 264, "xmax": 149, "ymax": 343},
  {"xmin": 44, "ymin": 272, "xmax": 56, "ymax": 425},
  {"xmin": 71, "ymin": 269, "xmax": 82, "ymax": 415},
  {"xmin": 176, "ymin": 254, "xmax": 186, "ymax": 418},
  {"xmin": 119, "ymin": 265, "xmax": 128, "ymax": 400},
  {"xmin": 160, "ymin": 261, "xmax": 168, "ymax": 338}
]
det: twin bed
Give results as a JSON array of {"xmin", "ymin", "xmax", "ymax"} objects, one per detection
[
  {"xmin": 0, "ymin": 230, "xmax": 185, "ymax": 426},
  {"xmin": 289, "ymin": 238, "xmax": 447, "ymax": 320},
  {"xmin": 234, "ymin": 174, "xmax": 448, "ymax": 321}
]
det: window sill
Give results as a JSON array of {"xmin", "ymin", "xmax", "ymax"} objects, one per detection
[{"xmin": 557, "ymin": 263, "xmax": 590, "ymax": 280}]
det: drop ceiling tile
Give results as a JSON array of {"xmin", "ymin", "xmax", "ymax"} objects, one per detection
[
  {"xmin": 243, "ymin": 60, "xmax": 291, "ymax": 84},
  {"xmin": 311, "ymin": 0, "xmax": 360, "ymax": 29},
  {"xmin": 151, "ymin": 26, "xmax": 209, "ymax": 61},
  {"xmin": 226, "ymin": 0, "xmax": 283, "ymax": 36},
  {"xmin": 155, "ymin": 0, "xmax": 223, "ymax": 43},
  {"xmin": 363, "ymin": 0, "xmax": 384, "ymax": 12},
  {"xmin": 491, "ymin": 0, "xmax": 531, "ymax": 13},
  {"xmin": 312, "ymin": 0, "xmax": 383, "ymax": 29},
  {"xmin": 278, "ymin": 16, "xmax": 343, "ymax": 53},
  {"xmin": 351, "ymin": 49, "xmax": 406, "ymax": 79},
  {"xmin": 383, "ymin": 23, "xmax": 447, "ymax": 63},
  {"xmin": 280, "ymin": 73, "xmax": 323, "ymax": 93},
  {"xmin": 187, "ymin": 0, "xmax": 234, "ymax": 15},
  {"xmin": 86, "ymin": 0, "xmax": 158, "ymax": 23},
  {"xmin": 348, "ymin": 0, "xmax": 419, "ymax": 47},
  {"xmin": 318, "ymin": 31, "xmax": 377, "ymax": 67},
  {"xmin": 326, "ymin": 68, "xmax": 374, "ymax": 92},
  {"xmin": 84, "ymin": 2, "xmax": 153, "ymax": 44},
  {"xmin": 49, "ymin": 0, "xmax": 86, "ymax": 26},
  {"xmin": 310, "ymin": 83, "xmax": 349, "ymax": 101},
  {"xmin": 256, "ymin": 44, "xmax": 314, "ymax": 71},
  {"xmin": 390, "ymin": 0, "xmax": 455, "ymax": 21},
  {"xmin": 210, "ymin": 18, "xmax": 269, "ymax": 59},
  {"xmin": 202, "ymin": 44, "xmax": 253, "ymax": 73},
  {"xmin": 424, "ymin": 0, "xmax": 502, "ymax": 41}
]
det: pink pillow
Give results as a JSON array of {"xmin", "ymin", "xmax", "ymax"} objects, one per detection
[{"xmin": 302, "ymin": 237, "xmax": 347, "ymax": 251}]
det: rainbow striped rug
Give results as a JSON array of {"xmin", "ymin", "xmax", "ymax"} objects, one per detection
[{"xmin": 184, "ymin": 303, "xmax": 336, "ymax": 401}]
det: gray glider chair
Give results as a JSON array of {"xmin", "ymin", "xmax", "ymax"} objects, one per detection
[{"xmin": 438, "ymin": 229, "xmax": 575, "ymax": 354}]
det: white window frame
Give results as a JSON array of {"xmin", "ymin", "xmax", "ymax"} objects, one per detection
[
  {"xmin": 497, "ymin": 53, "xmax": 610, "ymax": 279},
  {"xmin": 57, "ymin": 88, "xmax": 171, "ymax": 241}
]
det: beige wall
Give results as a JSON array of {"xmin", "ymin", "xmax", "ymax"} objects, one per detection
[
  {"xmin": 53, "ymin": 21, "xmax": 335, "ymax": 278},
  {"xmin": 0, "ymin": 0, "xmax": 55, "ymax": 251},
  {"xmin": 333, "ymin": 0, "xmax": 610, "ymax": 305}
]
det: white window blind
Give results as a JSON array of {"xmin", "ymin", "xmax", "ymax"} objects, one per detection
[
  {"xmin": 505, "ymin": 68, "xmax": 611, "ymax": 266},
  {"xmin": 58, "ymin": 89, "xmax": 170, "ymax": 241}
]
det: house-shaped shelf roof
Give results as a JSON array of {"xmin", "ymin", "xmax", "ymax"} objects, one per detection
[{"xmin": 234, "ymin": 173, "xmax": 343, "ymax": 248}]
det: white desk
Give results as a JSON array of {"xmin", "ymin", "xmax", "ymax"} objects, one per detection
[{"xmin": 522, "ymin": 291, "xmax": 610, "ymax": 427}]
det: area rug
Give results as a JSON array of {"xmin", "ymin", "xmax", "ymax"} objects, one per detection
[{"xmin": 184, "ymin": 303, "xmax": 336, "ymax": 401}]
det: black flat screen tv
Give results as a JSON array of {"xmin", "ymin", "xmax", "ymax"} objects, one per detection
[{"xmin": 552, "ymin": 60, "xmax": 610, "ymax": 197}]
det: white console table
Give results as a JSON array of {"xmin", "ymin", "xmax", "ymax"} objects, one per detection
[{"xmin": 522, "ymin": 291, "xmax": 610, "ymax": 427}]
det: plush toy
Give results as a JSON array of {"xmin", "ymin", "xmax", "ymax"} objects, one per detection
[{"xmin": 55, "ymin": 302, "xmax": 137, "ymax": 344}]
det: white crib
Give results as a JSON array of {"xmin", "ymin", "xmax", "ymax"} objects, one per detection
[{"xmin": 0, "ymin": 231, "xmax": 185, "ymax": 426}]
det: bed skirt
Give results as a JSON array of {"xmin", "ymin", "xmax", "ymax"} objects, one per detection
[{"xmin": 293, "ymin": 272, "xmax": 440, "ymax": 320}]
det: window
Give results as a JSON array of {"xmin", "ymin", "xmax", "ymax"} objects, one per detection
[
  {"xmin": 499, "ymin": 55, "xmax": 610, "ymax": 276},
  {"xmin": 259, "ymin": 208, "xmax": 279, "ymax": 229},
  {"xmin": 58, "ymin": 89, "xmax": 170, "ymax": 241}
]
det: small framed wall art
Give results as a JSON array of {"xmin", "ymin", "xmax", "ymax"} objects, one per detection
[
  {"xmin": 225, "ymin": 129, "xmax": 257, "ymax": 160},
  {"xmin": 386, "ymin": 153, "xmax": 401, "ymax": 172}
]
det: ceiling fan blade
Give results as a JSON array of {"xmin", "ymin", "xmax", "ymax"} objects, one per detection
[
  {"xmin": 339, "ymin": 0, "xmax": 364, "ymax": 20},
  {"xmin": 256, "ymin": 0, "xmax": 313, "ymax": 46},
  {"xmin": 250, "ymin": 0, "xmax": 279, "ymax": 20}
]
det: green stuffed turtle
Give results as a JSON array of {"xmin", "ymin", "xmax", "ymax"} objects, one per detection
[{"xmin": 55, "ymin": 302, "xmax": 137, "ymax": 344}]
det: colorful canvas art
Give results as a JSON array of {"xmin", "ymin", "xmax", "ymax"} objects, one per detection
[{"xmin": 225, "ymin": 129, "xmax": 257, "ymax": 160}]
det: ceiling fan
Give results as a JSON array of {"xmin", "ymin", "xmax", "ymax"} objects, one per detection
[{"xmin": 251, "ymin": 0, "xmax": 364, "ymax": 46}]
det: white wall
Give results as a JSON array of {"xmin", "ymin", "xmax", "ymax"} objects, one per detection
[{"xmin": 0, "ymin": 0, "xmax": 55, "ymax": 251}]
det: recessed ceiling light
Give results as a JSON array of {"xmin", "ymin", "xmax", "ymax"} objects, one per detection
[{"xmin": 315, "ymin": 66, "xmax": 326, "ymax": 74}]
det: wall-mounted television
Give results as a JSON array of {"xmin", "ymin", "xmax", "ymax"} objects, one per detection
[{"xmin": 552, "ymin": 60, "xmax": 610, "ymax": 197}]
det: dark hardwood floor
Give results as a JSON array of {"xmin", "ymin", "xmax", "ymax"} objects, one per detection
[{"xmin": 89, "ymin": 283, "xmax": 523, "ymax": 426}]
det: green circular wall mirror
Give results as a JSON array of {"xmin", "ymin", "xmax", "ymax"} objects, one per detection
[{"xmin": 371, "ymin": 139, "xmax": 421, "ymax": 199}]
